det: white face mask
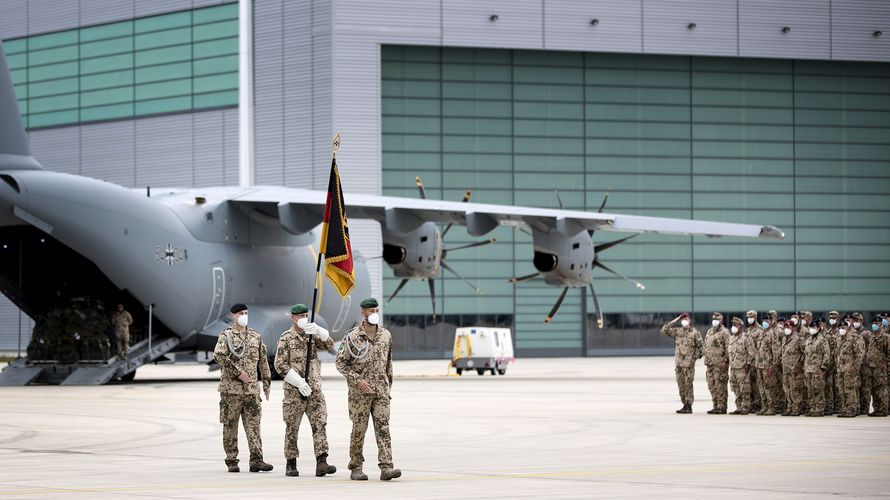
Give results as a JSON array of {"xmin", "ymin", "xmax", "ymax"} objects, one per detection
[
  {"xmin": 839, "ymin": 329, "xmax": 847, "ymax": 336},
  {"xmin": 829, "ymin": 318, "xmax": 837, "ymax": 325},
  {"xmin": 747, "ymin": 317, "xmax": 755, "ymax": 325},
  {"xmin": 791, "ymin": 318, "xmax": 798, "ymax": 325},
  {"xmin": 236, "ymin": 314, "xmax": 248, "ymax": 328},
  {"xmin": 809, "ymin": 328, "xmax": 817, "ymax": 335},
  {"xmin": 296, "ymin": 317, "xmax": 309, "ymax": 330},
  {"xmin": 784, "ymin": 328, "xmax": 792, "ymax": 335},
  {"xmin": 367, "ymin": 312, "xmax": 380, "ymax": 325},
  {"xmin": 852, "ymin": 322, "xmax": 861, "ymax": 329},
  {"xmin": 731, "ymin": 326, "xmax": 739, "ymax": 334},
  {"xmin": 801, "ymin": 319, "xmax": 809, "ymax": 326},
  {"xmin": 680, "ymin": 319, "xmax": 690, "ymax": 328},
  {"xmin": 712, "ymin": 319, "xmax": 720, "ymax": 327}
]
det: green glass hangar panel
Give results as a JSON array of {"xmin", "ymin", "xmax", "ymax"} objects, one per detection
[
  {"xmin": 3, "ymin": 2, "xmax": 238, "ymax": 130},
  {"xmin": 381, "ymin": 46, "xmax": 890, "ymax": 353}
]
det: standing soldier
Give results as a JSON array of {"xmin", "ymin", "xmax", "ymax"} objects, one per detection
[
  {"xmin": 111, "ymin": 303, "xmax": 133, "ymax": 360},
  {"xmin": 803, "ymin": 319, "xmax": 831, "ymax": 416},
  {"xmin": 755, "ymin": 312, "xmax": 779, "ymax": 415},
  {"xmin": 866, "ymin": 316, "xmax": 888, "ymax": 417},
  {"xmin": 728, "ymin": 316, "xmax": 755, "ymax": 415},
  {"xmin": 824, "ymin": 311, "xmax": 841, "ymax": 415},
  {"xmin": 767, "ymin": 311, "xmax": 787, "ymax": 414},
  {"xmin": 274, "ymin": 304, "xmax": 338, "ymax": 477},
  {"xmin": 704, "ymin": 312, "xmax": 730, "ymax": 414},
  {"xmin": 851, "ymin": 312, "xmax": 871, "ymax": 415},
  {"xmin": 745, "ymin": 310, "xmax": 763, "ymax": 413},
  {"xmin": 660, "ymin": 313, "xmax": 703, "ymax": 414},
  {"xmin": 780, "ymin": 319, "xmax": 806, "ymax": 416},
  {"xmin": 213, "ymin": 303, "xmax": 273, "ymax": 473},
  {"xmin": 836, "ymin": 320, "xmax": 864, "ymax": 417},
  {"xmin": 335, "ymin": 298, "xmax": 401, "ymax": 481}
]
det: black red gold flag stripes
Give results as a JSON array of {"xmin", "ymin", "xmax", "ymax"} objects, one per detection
[{"xmin": 318, "ymin": 157, "xmax": 355, "ymax": 297}]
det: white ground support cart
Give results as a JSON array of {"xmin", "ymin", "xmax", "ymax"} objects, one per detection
[{"xmin": 451, "ymin": 327, "xmax": 514, "ymax": 376}]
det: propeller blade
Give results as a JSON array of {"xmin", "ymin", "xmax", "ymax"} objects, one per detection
[
  {"xmin": 554, "ymin": 189, "xmax": 564, "ymax": 210},
  {"xmin": 594, "ymin": 234, "xmax": 638, "ymax": 254},
  {"xmin": 589, "ymin": 283, "xmax": 603, "ymax": 329},
  {"xmin": 508, "ymin": 272, "xmax": 540, "ymax": 283},
  {"xmin": 427, "ymin": 278, "xmax": 437, "ymax": 321},
  {"xmin": 415, "ymin": 176, "xmax": 427, "ymax": 200},
  {"xmin": 387, "ymin": 278, "xmax": 410, "ymax": 303},
  {"xmin": 593, "ymin": 259, "xmax": 646, "ymax": 290},
  {"xmin": 365, "ymin": 255, "xmax": 383, "ymax": 260},
  {"xmin": 597, "ymin": 191, "xmax": 610, "ymax": 213},
  {"xmin": 544, "ymin": 287, "xmax": 570, "ymax": 324},
  {"xmin": 441, "ymin": 190, "xmax": 472, "ymax": 237},
  {"xmin": 445, "ymin": 238, "xmax": 496, "ymax": 253},
  {"xmin": 441, "ymin": 261, "xmax": 481, "ymax": 294}
]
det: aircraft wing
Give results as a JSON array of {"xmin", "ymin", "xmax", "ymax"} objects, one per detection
[{"xmin": 210, "ymin": 186, "xmax": 784, "ymax": 240}]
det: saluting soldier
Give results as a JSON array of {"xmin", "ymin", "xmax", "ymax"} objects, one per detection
[
  {"xmin": 274, "ymin": 304, "xmax": 338, "ymax": 477},
  {"xmin": 704, "ymin": 312, "xmax": 730, "ymax": 414},
  {"xmin": 660, "ymin": 312, "xmax": 703, "ymax": 414},
  {"xmin": 213, "ymin": 303, "xmax": 273, "ymax": 473},
  {"xmin": 335, "ymin": 298, "xmax": 401, "ymax": 481}
]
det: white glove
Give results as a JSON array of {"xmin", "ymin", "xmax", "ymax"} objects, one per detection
[
  {"xmin": 284, "ymin": 368, "xmax": 312, "ymax": 397},
  {"xmin": 304, "ymin": 322, "xmax": 330, "ymax": 342}
]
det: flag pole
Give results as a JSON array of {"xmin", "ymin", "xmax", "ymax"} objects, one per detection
[{"xmin": 304, "ymin": 133, "xmax": 340, "ymax": 398}]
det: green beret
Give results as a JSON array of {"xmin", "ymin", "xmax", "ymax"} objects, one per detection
[
  {"xmin": 290, "ymin": 304, "xmax": 308, "ymax": 314},
  {"xmin": 360, "ymin": 298, "xmax": 379, "ymax": 309}
]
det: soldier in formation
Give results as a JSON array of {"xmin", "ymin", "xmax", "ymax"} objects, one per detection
[{"xmin": 704, "ymin": 312, "xmax": 730, "ymax": 414}]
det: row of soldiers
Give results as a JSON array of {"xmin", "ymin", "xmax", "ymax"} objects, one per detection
[{"xmin": 662, "ymin": 310, "xmax": 889, "ymax": 417}]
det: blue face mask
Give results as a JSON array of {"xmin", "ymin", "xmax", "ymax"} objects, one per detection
[
  {"xmin": 761, "ymin": 321, "xmax": 770, "ymax": 329},
  {"xmin": 872, "ymin": 324, "xmax": 880, "ymax": 332},
  {"xmin": 883, "ymin": 319, "xmax": 889, "ymax": 327}
]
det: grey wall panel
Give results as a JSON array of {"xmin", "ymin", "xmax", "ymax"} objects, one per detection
[
  {"xmin": 0, "ymin": 296, "xmax": 33, "ymax": 353},
  {"xmin": 134, "ymin": 0, "xmax": 195, "ymax": 18},
  {"xmin": 193, "ymin": 111, "xmax": 225, "ymax": 187},
  {"xmin": 26, "ymin": 0, "xmax": 80, "ymax": 34},
  {"xmin": 443, "ymin": 0, "xmax": 544, "ymax": 49},
  {"xmin": 253, "ymin": 0, "xmax": 285, "ymax": 185},
  {"xmin": 81, "ymin": 121, "xmax": 136, "ymax": 186},
  {"xmin": 310, "ymin": 31, "xmax": 333, "ymax": 191},
  {"xmin": 281, "ymin": 0, "xmax": 313, "ymax": 188},
  {"xmin": 739, "ymin": 0, "xmax": 830, "ymax": 60},
  {"xmin": 192, "ymin": 0, "xmax": 232, "ymax": 8},
  {"xmin": 545, "ymin": 0, "xmax": 642, "ymax": 53},
  {"xmin": 79, "ymin": 0, "xmax": 135, "ymax": 26},
  {"xmin": 0, "ymin": 0, "xmax": 28, "ymax": 39},
  {"xmin": 350, "ymin": 219, "xmax": 382, "ymax": 302},
  {"xmin": 643, "ymin": 0, "xmax": 738, "ymax": 56},
  {"xmin": 833, "ymin": 0, "xmax": 890, "ymax": 62},
  {"xmin": 135, "ymin": 114, "xmax": 194, "ymax": 187},
  {"xmin": 333, "ymin": 0, "xmax": 441, "ymax": 40},
  {"xmin": 28, "ymin": 127, "xmax": 81, "ymax": 175},
  {"xmin": 223, "ymin": 108, "xmax": 239, "ymax": 185}
]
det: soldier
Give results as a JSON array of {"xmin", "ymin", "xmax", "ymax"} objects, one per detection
[
  {"xmin": 213, "ymin": 303, "xmax": 273, "ymax": 472},
  {"xmin": 851, "ymin": 312, "xmax": 871, "ymax": 415},
  {"xmin": 274, "ymin": 304, "xmax": 338, "ymax": 477},
  {"xmin": 728, "ymin": 316, "xmax": 755, "ymax": 415},
  {"xmin": 335, "ymin": 298, "xmax": 401, "ymax": 481},
  {"xmin": 755, "ymin": 312, "xmax": 780, "ymax": 415},
  {"xmin": 780, "ymin": 319, "xmax": 806, "ymax": 416},
  {"xmin": 803, "ymin": 319, "xmax": 831, "ymax": 416},
  {"xmin": 866, "ymin": 316, "xmax": 888, "ymax": 417},
  {"xmin": 660, "ymin": 313, "xmax": 703, "ymax": 414},
  {"xmin": 745, "ymin": 310, "xmax": 763, "ymax": 413},
  {"xmin": 111, "ymin": 303, "xmax": 133, "ymax": 360},
  {"xmin": 704, "ymin": 312, "xmax": 730, "ymax": 414},
  {"xmin": 824, "ymin": 310, "xmax": 840, "ymax": 415},
  {"xmin": 767, "ymin": 311, "xmax": 787, "ymax": 414},
  {"xmin": 836, "ymin": 319, "xmax": 864, "ymax": 418}
]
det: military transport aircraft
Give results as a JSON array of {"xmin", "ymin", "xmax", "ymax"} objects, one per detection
[{"xmin": 0, "ymin": 42, "xmax": 783, "ymax": 385}]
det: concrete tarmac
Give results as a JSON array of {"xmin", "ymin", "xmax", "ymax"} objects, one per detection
[{"xmin": 0, "ymin": 357, "xmax": 887, "ymax": 499}]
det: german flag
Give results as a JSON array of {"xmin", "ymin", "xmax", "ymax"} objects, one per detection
[{"xmin": 319, "ymin": 157, "xmax": 355, "ymax": 297}]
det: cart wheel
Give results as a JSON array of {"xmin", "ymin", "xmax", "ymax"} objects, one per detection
[
  {"xmin": 476, "ymin": 368, "xmax": 485, "ymax": 375},
  {"xmin": 490, "ymin": 368, "xmax": 496, "ymax": 375},
  {"xmin": 497, "ymin": 368, "xmax": 507, "ymax": 375},
  {"xmin": 456, "ymin": 368, "xmax": 463, "ymax": 376}
]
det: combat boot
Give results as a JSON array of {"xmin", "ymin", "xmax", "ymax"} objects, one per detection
[
  {"xmin": 350, "ymin": 468, "xmax": 368, "ymax": 481},
  {"xmin": 315, "ymin": 454, "xmax": 337, "ymax": 476},
  {"xmin": 729, "ymin": 410, "xmax": 740, "ymax": 415},
  {"xmin": 675, "ymin": 404, "xmax": 687, "ymax": 414},
  {"xmin": 249, "ymin": 461, "xmax": 273, "ymax": 472},
  {"xmin": 762, "ymin": 407, "xmax": 776, "ymax": 416},
  {"xmin": 707, "ymin": 408, "xmax": 718, "ymax": 414},
  {"xmin": 680, "ymin": 404, "xmax": 692, "ymax": 414},
  {"xmin": 227, "ymin": 464, "xmax": 240, "ymax": 473},
  {"xmin": 380, "ymin": 468, "xmax": 402, "ymax": 481},
  {"xmin": 738, "ymin": 409, "xmax": 749, "ymax": 415},
  {"xmin": 716, "ymin": 408, "xmax": 727, "ymax": 414},
  {"xmin": 285, "ymin": 458, "xmax": 298, "ymax": 477}
]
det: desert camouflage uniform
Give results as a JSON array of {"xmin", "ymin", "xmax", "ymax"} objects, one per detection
[
  {"xmin": 704, "ymin": 317, "xmax": 730, "ymax": 412},
  {"xmin": 824, "ymin": 323, "xmax": 838, "ymax": 414},
  {"xmin": 213, "ymin": 326, "xmax": 272, "ymax": 467},
  {"xmin": 754, "ymin": 323, "xmax": 780, "ymax": 414},
  {"xmin": 335, "ymin": 324, "xmax": 395, "ymax": 472},
  {"xmin": 274, "ymin": 326, "xmax": 335, "ymax": 461},
  {"xmin": 728, "ymin": 321, "xmax": 756, "ymax": 413},
  {"xmin": 111, "ymin": 309, "xmax": 133, "ymax": 359},
  {"xmin": 768, "ymin": 322, "xmax": 787, "ymax": 412},
  {"xmin": 852, "ymin": 323, "xmax": 871, "ymax": 414},
  {"xmin": 836, "ymin": 331, "xmax": 864, "ymax": 417},
  {"xmin": 745, "ymin": 314, "xmax": 763, "ymax": 411},
  {"xmin": 804, "ymin": 330, "xmax": 831, "ymax": 415},
  {"xmin": 865, "ymin": 327, "xmax": 888, "ymax": 416},
  {"xmin": 781, "ymin": 329, "xmax": 806, "ymax": 415},
  {"xmin": 661, "ymin": 321, "xmax": 703, "ymax": 408}
]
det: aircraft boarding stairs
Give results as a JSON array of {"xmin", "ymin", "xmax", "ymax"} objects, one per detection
[{"xmin": 0, "ymin": 335, "xmax": 181, "ymax": 386}]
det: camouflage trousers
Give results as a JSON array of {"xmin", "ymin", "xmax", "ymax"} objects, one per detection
[
  {"xmin": 750, "ymin": 368, "xmax": 762, "ymax": 410},
  {"xmin": 837, "ymin": 369, "xmax": 860, "ymax": 416},
  {"xmin": 823, "ymin": 370, "xmax": 835, "ymax": 413},
  {"xmin": 868, "ymin": 367, "xmax": 888, "ymax": 415},
  {"xmin": 219, "ymin": 394, "xmax": 264, "ymax": 466},
  {"xmin": 782, "ymin": 370, "xmax": 806, "ymax": 414},
  {"xmin": 705, "ymin": 365, "xmax": 729, "ymax": 410},
  {"xmin": 347, "ymin": 394, "xmax": 393, "ymax": 471},
  {"xmin": 833, "ymin": 368, "xmax": 843, "ymax": 413},
  {"xmin": 283, "ymin": 391, "xmax": 329, "ymax": 460},
  {"xmin": 805, "ymin": 372, "xmax": 826, "ymax": 414},
  {"xmin": 674, "ymin": 366, "xmax": 695, "ymax": 405},
  {"xmin": 773, "ymin": 365, "xmax": 787, "ymax": 412},
  {"xmin": 729, "ymin": 367, "xmax": 752, "ymax": 412},
  {"xmin": 115, "ymin": 331, "xmax": 129, "ymax": 359},
  {"xmin": 859, "ymin": 367, "xmax": 872, "ymax": 414},
  {"xmin": 757, "ymin": 368, "xmax": 782, "ymax": 412}
]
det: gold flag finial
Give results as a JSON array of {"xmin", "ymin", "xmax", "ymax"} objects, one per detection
[{"xmin": 332, "ymin": 133, "xmax": 341, "ymax": 158}]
